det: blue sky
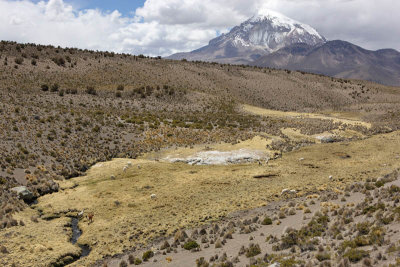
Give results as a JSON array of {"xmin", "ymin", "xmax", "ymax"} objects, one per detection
[
  {"xmin": 29, "ymin": 0, "xmax": 146, "ymax": 15},
  {"xmin": 72, "ymin": 0, "xmax": 145, "ymax": 15}
]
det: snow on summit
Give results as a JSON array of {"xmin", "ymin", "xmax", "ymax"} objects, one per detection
[
  {"xmin": 234, "ymin": 8, "xmax": 326, "ymax": 52},
  {"xmin": 251, "ymin": 8, "xmax": 323, "ymax": 39}
]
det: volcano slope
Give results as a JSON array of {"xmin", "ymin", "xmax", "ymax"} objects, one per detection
[{"xmin": 0, "ymin": 41, "xmax": 400, "ymax": 266}]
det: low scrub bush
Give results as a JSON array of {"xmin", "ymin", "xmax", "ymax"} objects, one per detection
[
  {"xmin": 261, "ymin": 217, "xmax": 273, "ymax": 225},
  {"xmin": 245, "ymin": 243, "xmax": 261, "ymax": 258},
  {"xmin": 316, "ymin": 252, "xmax": 331, "ymax": 262},
  {"xmin": 183, "ymin": 240, "xmax": 199, "ymax": 250},
  {"xmin": 343, "ymin": 248, "xmax": 369, "ymax": 263},
  {"xmin": 86, "ymin": 86, "xmax": 97, "ymax": 95},
  {"xmin": 14, "ymin": 57, "xmax": 23, "ymax": 65}
]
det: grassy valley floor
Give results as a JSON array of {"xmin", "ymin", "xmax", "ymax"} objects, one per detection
[{"xmin": 1, "ymin": 130, "xmax": 400, "ymax": 266}]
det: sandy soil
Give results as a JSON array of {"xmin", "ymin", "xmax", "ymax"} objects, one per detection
[
  {"xmin": 104, "ymin": 176, "xmax": 400, "ymax": 267},
  {"xmin": 242, "ymin": 104, "xmax": 372, "ymax": 129}
]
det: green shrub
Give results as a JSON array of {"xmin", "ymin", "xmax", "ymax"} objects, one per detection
[
  {"xmin": 339, "ymin": 240, "xmax": 353, "ymax": 253},
  {"xmin": 280, "ymin": 231, "xmax": 299, "ymax": 249},
  {"xmin": 183, "ymin": 240, "xmax": 199, "ymax": 250},
  {"xmin": 261, "ymin": 217, "xmax": 273, "ymax": 225},
  {"xmin": 368, "ymin": 226, "xmax": 385, "ymax": 245},
  {"xmin": 353, "ymin": 236, "xmax": 371, "ymax": 247},
  {"xmin": 299, "ymin": 216, "xmax": 326, "ymax": 238},
  {"xmin": 389, "ymin": 185, "xmax": 400, "ymax": 194},
  {"xmin": 363, "ymin": 202, "xmax": 385, "ymax": 214},
  {"xmin": 117, "ymin": 85, "xmax": 124, "ymax": 91},
  {"xmin": 316, "ymin": 252, "xmax": 331, "ymax": 262},
  {"xmin": 128, "ymin": 254, "xmax": 141, "ymax": 265},
  {"xmin": 381, "ymin": 215, "xmax": 394, "ymax": 225},
  {"xmin": 245, "ymin": 243, "xmax": 261, "ymax": 258},
  {"xmin": 364, "ymin": 183, "xmax": 375, "ymax": 190},
  {"xmin": 356, "ymin": 222, "xmax": 370, "ymax": 235},
  {"xmin": 279, "ymin": 257, "xmax": 298, "ymax": 267},
  {"xmin": 343, "ymin": 248, "xmax": 369, "ymax": 263},
  {"xmin": 142, "ymin": 250, "xmax": 154, "ymax": 261}
]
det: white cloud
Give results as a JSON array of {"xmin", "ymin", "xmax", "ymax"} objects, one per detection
[
  {"xmin": 0, "ymin": 0, "xmax": 398, "ymax": 56},
  {"xmin": 135, "ymin": 0, "xmax": 254, "ymax": 27}
]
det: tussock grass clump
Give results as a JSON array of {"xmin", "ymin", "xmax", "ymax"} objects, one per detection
[
  {"xmin": 142, "ymin": 250, "xmax": 154, "ymax": 261},
  {"xmin": 196, "ymin": 257, "xmax": 209, "ymax": 267},
  {"xmin": 174, "ymin": 230, "xmax": 188, "ymax": 243},
  {"xmin": 128, "ymin": 254, "xmax": 141, "ymax": 265}
]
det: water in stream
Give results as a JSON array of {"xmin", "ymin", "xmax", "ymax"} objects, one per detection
[{"xmin": 70, "ymin": 217, "xmax": 91, "ymax": 257}]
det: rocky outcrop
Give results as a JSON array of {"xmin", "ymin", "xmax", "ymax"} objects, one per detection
[
  {"xmin": 165, "ymin": 149, "xmax": 269, "ymax": 165},
  {"xmin": 10, "ymin": 186, "xmax": 34, "ymax": 202}
]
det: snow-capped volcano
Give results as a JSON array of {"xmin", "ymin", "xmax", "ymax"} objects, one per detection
[
  {"xmin": 169, "ymin": 9, "xmax": 326, "ymax": 64},
  {"xmin": 232, "ymin": 9, "xmax": 326, "ymax": 51},
  {"xmin": 168, "ymin": 9, "xmax": 400, "ymax": 86}
]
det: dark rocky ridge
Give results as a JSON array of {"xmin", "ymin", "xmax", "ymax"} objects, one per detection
[{"xmin": 253, "ymin": 40, "xmax": 400, "ymax": 87}]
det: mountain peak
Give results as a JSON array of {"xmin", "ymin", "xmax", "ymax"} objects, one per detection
[
  {"xmin": 251, "ymin": 8, "xmax": 293, "ymax": 22},
  {"xmin": 249, "ymin": 9, "xmax": 324, "ymax": 40},
  {"xmin": 205, "ymin": 9, "xmax": 327, "ymax": 58},
  {"xmin": 169, "ymin": 10, "xmax": 326, "ymax": 64}
]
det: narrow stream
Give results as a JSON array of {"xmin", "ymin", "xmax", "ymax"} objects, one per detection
[{"xmin": 70, "ymin": 217, "xmax": 91, "ymax": 257}]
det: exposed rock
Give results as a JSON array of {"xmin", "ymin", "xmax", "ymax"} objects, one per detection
[
  {"xmin": 166, "ymin": 149, "xmax": 269, "ymax": 166},
  {"xmin": 10, "ymin": 186, "xmax": 34, "ymax": 202}
]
